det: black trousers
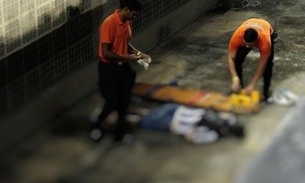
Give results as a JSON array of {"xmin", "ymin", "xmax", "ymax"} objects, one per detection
[
  {"xmin": 234, "ymin": 35, "xmax": 275, "ymax": 98},
  {"xmin": 97, "ymin": 61, "xmax": 136, "ymax": 138}
]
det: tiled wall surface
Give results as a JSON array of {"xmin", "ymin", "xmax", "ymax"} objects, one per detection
[
  {"xmin": 0, "ymin": 0, "xmax": 93, "ymax": 58},
  {"xmin": 0, "ymin": 0, "xmax": 190, "ymax": 118},
  {"xmin": 0, "ymin": 0, "xmax": 93, "ymax": 117}
]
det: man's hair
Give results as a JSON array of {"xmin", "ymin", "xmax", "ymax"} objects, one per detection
[
  {"xmin": 243, "ymin": 28, "xmax": 258, "ymax": 43},
  {"xmin": 120, "ymin": 0, "xmax": 143, "ymax": 11}
]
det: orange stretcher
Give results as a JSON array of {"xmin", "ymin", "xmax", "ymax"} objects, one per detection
[{"xmin": 132, "ymin": 82, "xmax": 260, "ymax": 114}]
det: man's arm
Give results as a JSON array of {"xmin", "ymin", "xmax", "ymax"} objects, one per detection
[
  {"xmin": 227, "ymin": 50, "xmax": 241, "ymax": 92},
  {"xmin": 128, "ymin": 44, "xmax": 139, "ymax": 55},
  {"xmin": 102, "ymin": 43, "xmax": 140, "ymax": 63},
  {"xmin": 128, "ymin": 43, "xmax": 151, "ymax": 60},
  {"xmin": 227, "ymin": 50, "xmax": 238, "ymax": 78}
]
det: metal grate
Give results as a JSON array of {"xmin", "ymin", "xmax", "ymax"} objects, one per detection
[
  {"xmin": 68, "ymin": 43, "xmax": 83, "ymax": 71},
  {"xmin": 21, "ymin": 11, "xmax": 37, "ymax": 43},
  {"xmin": 4, "ymin": 19, "xmax": 22, "ymax": 53},
  {"xmin": 81, "ymin": 0, "xmax": 91, "ymax": 13},
  {"xmin": 141, "ymin": 1, "xmax": 153, "ymax": 27},
  {"xmin": 23, "ymin": 41, "xmax": 39, "ymax": 71},
  {"xmin": 20, "ymin": 0, "xmax": 35, "ymax": 15},
  {"xmin": 0, "ymin": 58, "xmax": 7, "ymax": 88},
  {"xmin": 25, "ymin": 69, "xmax": 41, "ymax": 99},
  {"xmin": 38, "ymin": 33, "xmax": 53, "ymax": 64},
  {"xmin": 39, "ymin": 59, "xmax": 55, "ymax": 89},
  {"xmin": 0, "ymin": 86, "xmax": 8, "ymax": 115},
  {"xmin": 152, "ymin": 0, "xmax": 162, "ymax": 21},
  {"xmin": 36, "ymin": 2, "xmax": 52, "ymax": 36},
  {"xmin": 53, "ymin": 25, "xmax": 67, "ymax": 56},
  {"xmin": 8, "ymin": 78, "xmax": 26, "ymax": 110},
  {"xmin": 0, "ymin": 1, "xmax": 2, "ymax": 25},
  {"xmin": 2, "ymin": 0, "xmax": 19, "ymax": 22},
  {"xmin": 52, "ymin": 0, "xmax": 67, "ymax": 28},
  {"xmin": 7, "ymin": 50, "xmax": 24, "ymax": 82},
  {"xmin": 54, "ymin": 52, "xmax": 69, "ymax": 80},
  {"xmin": 0, "ymin": 27, "xmax": 5, "ymax": 57}
]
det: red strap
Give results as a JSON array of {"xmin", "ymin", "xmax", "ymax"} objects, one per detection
[{"xmin": 189, "ymin": 91, "xmax": 207, "ymax": 105}]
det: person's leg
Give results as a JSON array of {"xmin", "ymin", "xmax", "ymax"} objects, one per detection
[
  {"xmin": 114, "ymin": 66, "xmax": 136, "ymax": 142},
  {"xmin": 234, "ymin": 46, "xmax": 252, "ymax": 87},
  {"xmin": 262, "ymin": 36, "xmax": 275, "ymax": 101},
  {"xmin": 96, "ymin": 104, "xmax": 113, "ymax": 127},
  {"xmin": 262, "ymin": 59, "xmax": 274, "ymax": 100},
  {"xmin": 97, "ymin": 62, "xmax": 120, "ymax": 124},
  {"xmin": 91, "ymin": 62, "xmax": 120, "ymax": 141}
]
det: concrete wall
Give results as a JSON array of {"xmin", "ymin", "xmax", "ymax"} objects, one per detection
[
  {"xmin": 0, "ymin": 0, "xmax": 217, "ymax": 153},
  {"xmin": 131, "ymin": 1, "xmax": 217, "ymax": 53}
]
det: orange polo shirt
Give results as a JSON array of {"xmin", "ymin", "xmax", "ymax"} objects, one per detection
[
  {"xmin": 98, "ymin": 10, "xmax": 132, "ymax": 63},
  {"xmin": 228, "ymin": 18, "xmax": 273, "ymax": 57}
]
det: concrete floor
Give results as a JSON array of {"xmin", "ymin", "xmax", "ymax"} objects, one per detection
[{"xmin": 1, "ymin": 0, "xmax": 305, "ymax": 183}]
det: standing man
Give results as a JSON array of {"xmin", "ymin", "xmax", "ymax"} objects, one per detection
[
  {"xmin": 227, "ymin": 18, "xmax": 276, "ymax": 102},
  {"xmin": 90, "ymin": 0, "xmax": 151, "ymax": 142}
]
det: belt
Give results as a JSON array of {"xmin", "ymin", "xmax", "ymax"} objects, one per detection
[{"xmin": 99, "ymin": 59, "xmax": 126, "ymax": 66}]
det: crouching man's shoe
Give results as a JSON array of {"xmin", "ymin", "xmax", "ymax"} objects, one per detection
[{"xmin": 89, "ymin": 122, "xmax": 108, "ymax": 142}]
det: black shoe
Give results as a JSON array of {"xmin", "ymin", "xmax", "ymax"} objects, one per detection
[
  {"xmin": 261, "ymin": 95, "xmax": 273, "ymax": 104},
  {"xmin": 90, "ymin": 128, "xmax": 105, "ymax": 142},
  {"xmin": 113, "ymin": 133, "xmax": 136, "ymax": 144},
  {"xmin": 261, "ymin": 90, "xmax": 273, "ymax": 103},
  {"xmin": 89, "ymin": 122, "xmax": 108, "ymax": 142}
]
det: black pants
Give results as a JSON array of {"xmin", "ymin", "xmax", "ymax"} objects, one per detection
[
  {"xmin": 97, "ymin": 61, "xmax": 136, "ymax": 138},
  {"xmin": 234, "ymin": 35, "xmax": 275, "ymax": 98}
]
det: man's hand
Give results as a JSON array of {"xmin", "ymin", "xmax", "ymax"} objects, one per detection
[
  {"xmin": 134, "ymin": 52, "xmax": 151, "ymax": 70},
  {"xmin": 140, "ymin": 53, "xmax": 151, "ymax": 62},
  {"xmin": 243, "ymin": 84, "xmax": 255, "ymax": 95},
  {"xmin": 231, "ymin": 76, "xmax": 241, "ymax": 93},
  {"xmin": 231, "ymin": 80, "xmax": 241, "ymax": 93},
  {"xmin": 129, "ymin": 53, "xmax": 142, "ymax": 61}
]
